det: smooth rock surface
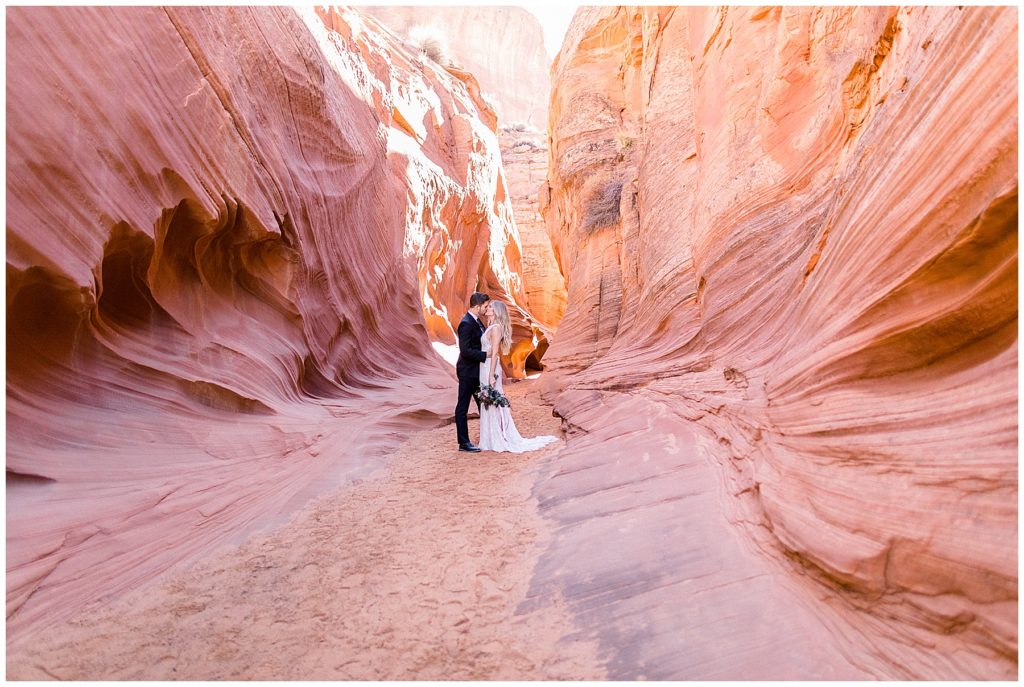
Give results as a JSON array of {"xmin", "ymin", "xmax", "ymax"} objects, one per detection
[
  {"xmin": 537, "ymin": 5, "xmax": 1017, "ymax": 679},
  {"xmin": 6, "ymin": 5, "xmax": 539, "ymax": 646}
]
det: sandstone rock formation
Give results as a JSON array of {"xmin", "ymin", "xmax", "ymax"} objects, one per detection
[
  {"xmin": 6, "ymin": 5, "xmax": 539, "ymax": 645},
  {"xmin": 500, "ymin": 125, "xmax": 566, "ymax": 334},
  {"xmin": 362, "ymin": 6, "xmax": 568, "ymax": 336},
  {"xmin": 537, "ymin": 6, "xmax": 1017, "ymax": 679},
  {"xmin": 360, "ymin": 6, "xmax": 549, "ymax": 129}
]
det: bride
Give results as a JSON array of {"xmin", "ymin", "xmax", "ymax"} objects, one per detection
[{"xmin": 478, "ymin": 301, "xmax": 558, "ymax": 453}]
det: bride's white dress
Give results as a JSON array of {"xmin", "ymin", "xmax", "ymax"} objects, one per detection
[{"xmin": 478, "ymin": 325, "xmax": 557, "ymax": 453}]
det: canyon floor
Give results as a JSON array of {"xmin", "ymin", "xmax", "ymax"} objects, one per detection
[{"xmin": 6, "ymin": 380, "xmax": 606, "ymax": 680}]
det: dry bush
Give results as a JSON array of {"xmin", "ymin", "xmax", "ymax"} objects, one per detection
[
  {"xmin": 407, "ymin": 24, "xmax": 449, "ymax": 65},
  {"xmin": 512, "ymin": 140, "xmax": 541, "ymax": 153},
  {"xmin": 584, "ymin": 180, "xmax": 623, "ymax": 231},
  {"xmin": 500, "ymin": 122, "xmax": 544, "ymax": 136}
]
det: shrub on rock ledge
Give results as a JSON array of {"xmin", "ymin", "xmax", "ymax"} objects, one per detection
[
  {"xmin": 407, "ymin": 24, "xmax": 449, "ymax": 65},
  {"xmin": 584, "ymin": 180, "xmax": 623, "ymax": 231}
]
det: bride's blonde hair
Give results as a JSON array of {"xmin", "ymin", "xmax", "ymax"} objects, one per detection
[{"xmin": 490, "ymin": 301, "xmax": 513, "ymax": 356}]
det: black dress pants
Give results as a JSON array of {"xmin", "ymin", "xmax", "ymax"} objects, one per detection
[{"xmin": 455, "ymin": 375, "xmax": 480, "ymax": 446}]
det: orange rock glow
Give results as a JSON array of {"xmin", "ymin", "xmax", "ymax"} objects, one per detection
[{"xmin": 536, "ymin": 6, "xmax": 1016, "ymax": 679}]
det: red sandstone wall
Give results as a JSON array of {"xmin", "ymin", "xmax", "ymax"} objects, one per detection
[
  {"xmin": 5, "ymin": 5, "xmax": 534, "ymax": 644},
  {"xmin": 363, "ymin": 6, "xmax": 568, "ymax": 337},
  {"xmin": 500, "ymin": 127, "xmax": 567, "ymax": 333},
  {"xmin": 536, "ymin": 6, "xmax": 1017, "ymax": 678}
]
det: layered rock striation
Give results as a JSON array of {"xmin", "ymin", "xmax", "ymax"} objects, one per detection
[
  {"xmin": 499, "ymin": 125, "xmax": 566, "ymax": 334},
  {"xmin": 363, "ymin": 5, "xmax": 568, "ymax": 338},
  {"xmin": 536, "ymin": 6, "xmax": 1017, "ymax": 679},
  {"xmin": 6, "ymin": 5, "xmax": 538, "ymax": 645}
]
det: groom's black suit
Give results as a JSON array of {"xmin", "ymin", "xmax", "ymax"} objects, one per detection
[{"xmin": 454, "ymin": 312, "xmax": 487, "ymax": 447}]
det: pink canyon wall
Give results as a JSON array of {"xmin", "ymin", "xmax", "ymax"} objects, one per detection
[
  {"xmin": 6, "ymin": 5, "xmax": 538, "ymax": 645},
  {"xmin": 364, "ymin": 5, "xmax": 568, "ymax": 335},
  {"xmin": 533, "ymin": 6, "xmax": 1016, "ymax": 679}
]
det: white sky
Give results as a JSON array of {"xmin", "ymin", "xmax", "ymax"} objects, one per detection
[
  {"xmin": 517, "ymin": 5, "xmax": 579, "ymax": 60},
  {"xmin": 351, "ymin": 1, "xmax": 579, "ymax": 61}
]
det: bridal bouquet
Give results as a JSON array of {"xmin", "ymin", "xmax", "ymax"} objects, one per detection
[{"xmin": 474, "ymin": 384, "xmax": 511, "ymax": 409}]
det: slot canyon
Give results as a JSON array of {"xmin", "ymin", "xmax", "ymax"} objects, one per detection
[{"xmin": 5, "ymin": 5, "xmax": 1017, "ymax": 680}]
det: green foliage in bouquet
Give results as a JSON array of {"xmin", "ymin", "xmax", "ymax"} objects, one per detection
[{"xmin": 474, "ymin": 384, "xmax": 511, "ymax": 409}]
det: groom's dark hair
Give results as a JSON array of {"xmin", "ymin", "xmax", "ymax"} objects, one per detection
[{"xmin": 469, "ymin": 292, "xmax": 490, "ymax": 307}]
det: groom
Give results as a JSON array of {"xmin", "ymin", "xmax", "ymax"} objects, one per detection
[{"xmin": 455, "ymin": 292, "xmax": 492, "ymax": 452}]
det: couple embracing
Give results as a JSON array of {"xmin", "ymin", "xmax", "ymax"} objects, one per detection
[{"xmin": 454, "ymin": 292, "xmax": 557, "ymax": 454}]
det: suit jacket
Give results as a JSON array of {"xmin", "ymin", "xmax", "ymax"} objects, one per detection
[{"xmin": 456, "ymin": 312, "xmax": 487, "ymax": 379}]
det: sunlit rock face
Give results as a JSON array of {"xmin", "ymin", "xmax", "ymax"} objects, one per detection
[
  {"xmin": 360, "ymin": 5, "xmax": 549, "ymax": 129},
  {"xmin": 363, "ymin": 5, "xmax": 568, "ymax": 340},
  {"xmin": 5, "ymin": 5, "xmax": 536, "ymax": 645},
  {"xmin": 500, "ymin": 125, "xmax": 566, "ymax": 333},
  {"xmin": 536, "ymin": 6, "xmax": 1016, "ymax": 679}
]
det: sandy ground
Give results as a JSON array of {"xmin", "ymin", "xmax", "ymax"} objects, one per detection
[{"xmin": 6, "ymin": 380, "xmax": 605, "ymax": 680}]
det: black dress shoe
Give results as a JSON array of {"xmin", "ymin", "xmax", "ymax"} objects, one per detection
[{"xmin": 459, "ymin": 443, "xmax": 482, "ymax": 453}]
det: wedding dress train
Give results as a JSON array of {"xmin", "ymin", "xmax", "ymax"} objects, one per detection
[{"xmin": 477, "ymin": 325, "xmax": 557, "ymax": 453}]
